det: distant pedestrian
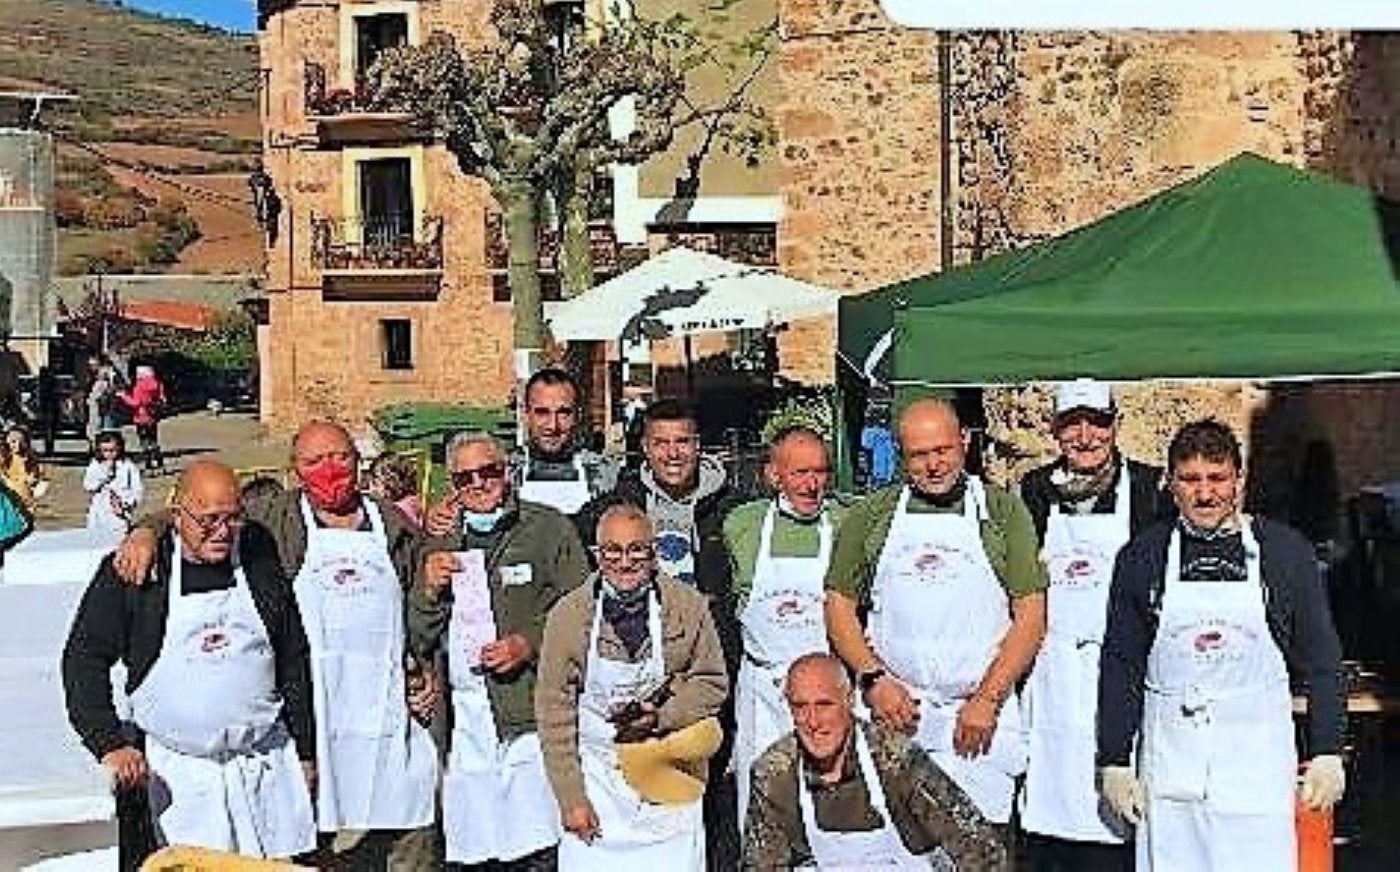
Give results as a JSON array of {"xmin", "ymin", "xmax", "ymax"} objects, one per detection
[
  {"xmin": 85, "ymin": 355, "xmax": 120, "ymax": 440},
  {"xmin": 120, "ymin": 365, "xmax": 167, "ymax": 473},
  {"xmin": 84, "ymin": 430, "xmax": 143, "ymax": 548}
]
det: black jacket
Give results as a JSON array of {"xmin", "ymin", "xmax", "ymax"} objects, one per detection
[
  {"xmin": 1020, "ymin": 455, "xmax": 1174, "ymax": 544},
  {"xmin": 62, "ymin": 524, "xmax": 316, "ymax": 762},
  {"xmin": 1096, "ymin": 517, "xmax": 1345, "ymax": 767}
]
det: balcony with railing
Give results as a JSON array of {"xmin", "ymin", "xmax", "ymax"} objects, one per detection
[
  {"xmin": 486, "ymin": 213, "xmax": 629, "ymax": 301},
  {"xmin": 303, "ymin": 61, "xmax": 416, "ymax": 144},
  {"xmin": 311, "ymin": 213, "xmax": 444, "ymax": 295}
]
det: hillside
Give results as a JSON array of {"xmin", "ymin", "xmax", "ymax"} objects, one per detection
[{"xmin": 0, "ymin": 0, "xmax": 263, "ymax": 275}]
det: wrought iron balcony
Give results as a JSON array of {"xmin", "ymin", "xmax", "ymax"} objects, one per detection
[
  {"xmin": 310, "ymin": 213, "xmax": 444, "ymax": 274},
  {"xmin": 484, "ymin": 214, "xmax": 621, "ymax": 276},
  {"xmin": 303, "ymin": 62, "xmax": 416, "ymax": 145}
]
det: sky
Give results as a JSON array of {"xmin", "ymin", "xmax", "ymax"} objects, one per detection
[{"xmin": 123, "ymin": 1, "xmax": 255, "ymax": 34}]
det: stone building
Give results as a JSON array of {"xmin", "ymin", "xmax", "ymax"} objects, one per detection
[
  {"xmin": 254, "ymin": 0, "xmax": 787, "ymax": 434},
  {"xmin": 772, "ymin": 1, "xmax": 1400, "ymax": 508}
]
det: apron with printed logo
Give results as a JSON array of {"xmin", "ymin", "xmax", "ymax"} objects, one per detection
[
  {"xmin": 1021, "ymin": 463, "xmax": 1132, "ymax": 842},
  {"xmin": 799, "ymin": 726, "xmax": 929, "ymax": 870},
  {"xmin": 735, "ymin": 505, "xmax": 832, "ymax": 827},
  {"xmin": 519, "ymin": 455, "xmax": 592, "ymax": 515},
  {"xmin": 291, "ymin": 497, "xmax": 437, "ymax": 832},
  {"xmin": 1137, "ymin": 523, "xmax": 1296, "ymax": 871},
  {"xmin": 557, "ymin": 589, "xmax": 706, "ymax": 872},
  {"xmin": 443, "ymin": 549, "xmax": 561, "ymax": 863},
  {"xmin": 131, "ymin": 539, "xmax": 315, "ymax": 858},
  {"xmin": 867, "ymin": 480, "xmax": 1028, "ymax": 824}
]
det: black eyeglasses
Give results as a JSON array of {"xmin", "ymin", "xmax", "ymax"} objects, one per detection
[
  {"xmin": 596, "ymin": 542, "xmax": 656, "ymax": 562},
  {"xmin": 450, "ymin": 463, "xmax": 507, "ymax": 489},
  {"xmin": 178, "ymin": 504, "xmax": 245, "ymax": 534}
]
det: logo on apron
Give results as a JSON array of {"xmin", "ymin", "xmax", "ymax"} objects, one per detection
[
  {"xmin": 316, "ymin": 558, "xmax": 371, "ymax": 597},
  {"xmin": 655, "ymin": 530, "xmax": 696, "ymax": 586},
  {"xmin": 1169, "ymin": 620, "xmax": 1255, "ymax": 664},
  {"xmin": 896, "ymin": 544, "xmax": 974, "ymax": 584},
  {"xmin": 1053, "ymin": 544, "xmax": 1112, "ymax": 588},
  {"xmin": 764, "ymin": 589, "xmax": 822, "ymax": 630},
  {"xmin": 199, "ymin": 621, "xmax": 231, "ymax": 655}
]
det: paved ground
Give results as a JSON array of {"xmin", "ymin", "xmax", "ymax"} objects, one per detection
[{"xmin": 33, "ymin": 410, "xmax": 287, "ymax": 528}]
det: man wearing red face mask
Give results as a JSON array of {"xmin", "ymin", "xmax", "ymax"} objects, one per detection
[{"xmin": 112, "ymin": 421, "xmax": 443, "ymax": 869}]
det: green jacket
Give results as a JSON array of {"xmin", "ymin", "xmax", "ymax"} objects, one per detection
[
  {"xmin": 413, "ymin": 497, "xmax": 589, "ymax": 741},
  {"xmin": 723, "ymin": 498, "xmax": 849, "ymax": 609}
]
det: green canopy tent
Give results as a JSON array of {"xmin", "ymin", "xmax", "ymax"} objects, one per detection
[
  {"xmin": 835, "ymin": 153, "xmax": 1400, "ymax": 482},
  {"xmin": 842, "ymin": 152, "xmax": 1400, "ymax": 387}
]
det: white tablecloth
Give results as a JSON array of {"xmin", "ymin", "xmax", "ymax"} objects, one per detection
[
  {"xmin": 2, "ymin": 528, "xmax": 114, "ymax": 588},
  {"xmin": 0, "ymin": 537, "xmax": 119, "ymax": 869}
]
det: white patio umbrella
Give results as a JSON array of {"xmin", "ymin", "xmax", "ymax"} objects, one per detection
[{"xmin": 545, "ymin": 246, "xmax": 840, "ymax": 342}]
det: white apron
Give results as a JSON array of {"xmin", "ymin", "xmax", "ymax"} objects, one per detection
[
  {"xmin": 867, "ymin": 481, "xmax": 1028, "ymax": 824},
  {"xmin": 443, "ymin": 550, "xmax": 561, "ymax": 864},
  {"xmin": 131, "ymin": 539, "xmax": 315, "ymax": 858},
  {"xmin": 291, "ymin": 497, "xmax": 437, "ymax": 832},
  {"xmin": 557, "ymin": 589, "xmax": 706, "ymax": 872},
  {"xmin": 798, "ymin": 725, "xmax": 928, "ymax": 870},
  {"xmin": 1138, "ymin": 524, "xmax": 1296, "ymax": 872},
  {"xmin": 735, "ymin": 505, "xmax": 832, "ymax": 827},
  {"xmin": 518, "ymin": 455, "xmax": 592, "ymax": 515},
  {"xmin": 1020, "ymin": 464, "xmax": 1132, "ymax": 842}
]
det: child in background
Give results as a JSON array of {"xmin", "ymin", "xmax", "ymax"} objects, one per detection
[
  {"xmin": 367, "ymin": 452, "xmax": 423, "ymax": 528},
  {"xmin": 2, "ymin": 425, "xmax": 47, "ymax": 510},
  {"xmin": 84, "ymin": 430, "xmax": 143, "ymax": 547}
]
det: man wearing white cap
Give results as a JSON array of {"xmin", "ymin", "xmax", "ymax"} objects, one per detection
[{"xmin": 1016, "ymin": 380, "xmax": 1172, "ymax": 871}]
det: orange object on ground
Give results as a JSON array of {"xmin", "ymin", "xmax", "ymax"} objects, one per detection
[{"xmin": 1296, "ymin": 799, "xmax": 1334, "ymax": 872}]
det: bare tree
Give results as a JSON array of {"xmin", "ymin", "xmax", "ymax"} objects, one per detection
[{"xmin": 366, "ymin": 0, "xmax": 772, "ymax": 373}]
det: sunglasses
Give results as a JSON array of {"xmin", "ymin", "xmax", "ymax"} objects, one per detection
[
  {"xmin": 450, "ymin": 462, "xmax": 507, "ymax": 489},
  {"xmin": 596, "ymin": 542, "xmax": 656, "ymax": 562}
]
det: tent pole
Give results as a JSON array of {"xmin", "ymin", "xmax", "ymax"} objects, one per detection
[{"xmin": 683, "ymin": 335, "xmax": 695, "ymax": 397}]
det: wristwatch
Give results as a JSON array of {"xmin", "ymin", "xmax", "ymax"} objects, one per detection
[{"xmin": 857, "ymin": 667, "xmax": 887, "ymax": 693}]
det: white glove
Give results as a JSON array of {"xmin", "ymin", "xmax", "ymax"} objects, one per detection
[
  {"xmin": 1299, "ymin": 754, "xmax": 1346, "ymax": 811},
  {"xmin": 1099, "ymin": 766, "xmax": 1145, "ymax": 825}
]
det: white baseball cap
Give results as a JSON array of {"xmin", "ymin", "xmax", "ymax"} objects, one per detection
[{"xmin": 1054, "ymin": 379, "xmax": 1115, "ymax": 416}]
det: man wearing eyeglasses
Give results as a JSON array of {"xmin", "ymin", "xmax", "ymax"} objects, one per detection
[
  {"xmin": 1016, "ymin": 380, "xmax": 1173, "ymax": 872},
  {"xmin": 416, "ymin": 430, "xmax": 590, "ymax": 870},
  {"xmin": 112, "ymin": 421, "xmax": 442, "ymax": 869},
  {"xmin": 63, "ymin": 460, "xmax": 317, "ymax": 862},
  {"xmin": 574, "ymin": 398, "xmax": 746, "ymax": 869},
  {"xmin": 536, "ymin": 503, "xmax": 728, "ymax": 870}
]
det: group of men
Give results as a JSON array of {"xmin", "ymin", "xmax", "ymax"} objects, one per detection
[{"xmin": 59, "ymin": 368, "xmax": 1348, "ymax": 871}]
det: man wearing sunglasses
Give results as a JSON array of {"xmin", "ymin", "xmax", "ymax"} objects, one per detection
[
  {"xmin": 1015, "ymin": 379, "xmax": 1172, "ymax": 872},
  {"xmin": 416, "ymin": 430, "xmax": 590, "ymax": 871},
  {"xmin": 111, "ymin": 421, "xmax": 442, "ymax": 869},
  {"xmin": 63, "ymin": 460, "xmax": 316, "ymax": 862}
]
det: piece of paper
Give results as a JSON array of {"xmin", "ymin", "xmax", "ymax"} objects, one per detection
[{"xmin": 450, "ymin": 550, "xmax": 497, "ymax": 669}]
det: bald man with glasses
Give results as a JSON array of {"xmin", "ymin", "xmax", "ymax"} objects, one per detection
[
  {"xmin": 63, "ymin": 460, "xmax": 317, "ymax": 863},
  {"xmin": 417, "ymin": 430, "xmax": 590, "ymax": 870}
]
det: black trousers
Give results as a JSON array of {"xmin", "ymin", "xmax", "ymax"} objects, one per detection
[
  {"xmin": 1024, "ymin": 831, "xmax": 1133, "ymax": 872},
  {"xmin": 450, "ymin": 845, "xmax": 557, "ymax": 871}
]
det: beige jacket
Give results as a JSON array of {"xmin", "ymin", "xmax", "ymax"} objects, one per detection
[{"xmin": 535, "ymin": 573, "xmax": 729, "ymax": 812}]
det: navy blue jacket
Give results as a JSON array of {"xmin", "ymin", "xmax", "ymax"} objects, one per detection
[{"xmin": 1096, "ymin": 516, "xmax": 1345, "ymax": 767}]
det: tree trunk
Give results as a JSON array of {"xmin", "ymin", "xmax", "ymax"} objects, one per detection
[
  {"xmin": 502, "ymin": 177, "xmax": 545, "ymax": 361},
  {"xmin": 557, "ymin": 163, "xmax": 595, "ymax": 299}
]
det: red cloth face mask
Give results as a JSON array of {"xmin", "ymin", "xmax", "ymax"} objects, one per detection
[{"xmin": 301, "ymin": 459, "xmax": 359, "ymax": 512}]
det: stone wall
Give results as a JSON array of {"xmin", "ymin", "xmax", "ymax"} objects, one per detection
[{"xmin": 774, "ymin": 0, "xmax": 941, "ymax": 384}]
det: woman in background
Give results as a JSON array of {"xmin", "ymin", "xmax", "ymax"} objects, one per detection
[{"xmin": 2, "ymin": 425, "xmax": 48, "ymax": 511}]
